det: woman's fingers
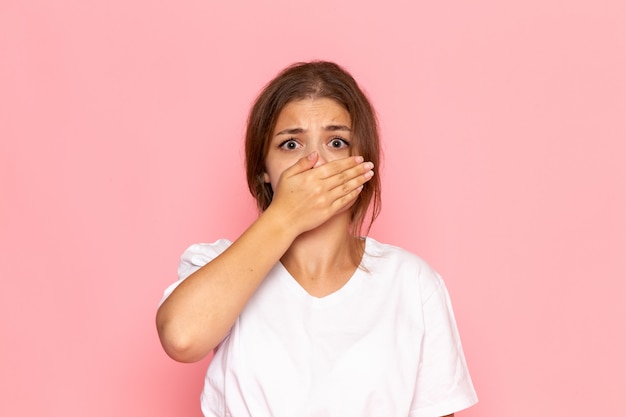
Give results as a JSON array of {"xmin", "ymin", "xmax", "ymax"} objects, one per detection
[
  {"xmin": 270, "ymin": 154, "xmax": 374, "ymax": 234},
  {"xmin": 313, "ymin": 155, "xmax": 366, "ymax": 180},
  {"xmin": 335, "ymin": 165, "xmax": 374, "ymax": 196},
  {"xmin": 312, "ymin": 158, "xmax": 373, "ymax": 199},
  {"xmin": 287, "ymin": 151, "xmax": 319, "ymax": 175},
  {"xmin": 285, "ymin": 155, "xmax": 374, "ymax": 201},
  {"xmin": 327, "ymin": 164, "xmax": 374, "ymax": 209}
]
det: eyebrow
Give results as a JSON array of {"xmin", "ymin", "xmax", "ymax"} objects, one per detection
[{"xmin": 274, "ymin": 124, "xmax": 351, "ymax": 136}]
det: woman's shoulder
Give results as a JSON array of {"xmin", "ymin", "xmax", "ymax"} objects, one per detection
[
  {"xmin": 182, "ymin": 239, "xmax": 233, "ymax": 258},
  {"xmin": 178, "ymin": 239, "xmax": 232, "ymax": 280},
  {"xmin": 364, "ymin": 237, "xmax": 444, "ymax": 298},
  {"xmin": 364, "ymin": 237, "xmax": 432, "ymax": 269},
  {"xmin": 160, "ymin": 239, "xmax": 233, "ymax": 305}
]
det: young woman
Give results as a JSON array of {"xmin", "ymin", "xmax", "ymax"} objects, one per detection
[{"xmin": 157, "ymin": 61, "xmax": 477, "ymax": 417}]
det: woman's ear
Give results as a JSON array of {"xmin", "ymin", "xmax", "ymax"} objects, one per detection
[{"xmin": 263, "ymin": 172, "xmax": 270, "ymax": 183}]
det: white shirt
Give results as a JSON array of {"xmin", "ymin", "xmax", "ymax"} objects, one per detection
[{"xmin": 162, "ymin": 237, "xmax": 477, "ymax": 417}]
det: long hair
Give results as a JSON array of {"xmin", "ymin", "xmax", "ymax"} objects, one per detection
[{"xmin": 245, "ymin": 61, "xmax": 381, "ymax": 245}]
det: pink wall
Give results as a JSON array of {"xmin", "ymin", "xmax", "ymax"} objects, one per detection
[{"xmin": 1, "ymin": 1, "xmax": 625, "ymax": 416}]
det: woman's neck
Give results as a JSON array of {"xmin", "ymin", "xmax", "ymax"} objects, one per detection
[{"xmin": 280, "ymin": 213, "xmax": 364, "ymax": 297}]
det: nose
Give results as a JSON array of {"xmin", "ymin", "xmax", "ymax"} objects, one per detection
[
  {"xmin": 312, "ymin": 142, "xmax": 329, "ymax": 168},
  {"xmin": 313, "ymin": 152, "xmax": 327, "ymax": 168}
]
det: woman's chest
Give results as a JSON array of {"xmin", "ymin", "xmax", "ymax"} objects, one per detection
[{"xmin": 214, "ymin": 276, "xmax": 423, "ymax": 416}]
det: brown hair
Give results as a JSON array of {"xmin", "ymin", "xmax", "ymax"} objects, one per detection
[{"xmin": 245, "ymin": 61, "xmax": 381, "ymax": 241}]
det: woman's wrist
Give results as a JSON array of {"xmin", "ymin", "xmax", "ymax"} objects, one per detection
[{"xmin": 257, "ymin": 205, "xmax": 302, "ymax": 244}]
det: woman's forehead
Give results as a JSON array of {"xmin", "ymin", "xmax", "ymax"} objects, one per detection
[{"xmin": 274, "ymin": 98, "xmax": 351, "ymax": 127}]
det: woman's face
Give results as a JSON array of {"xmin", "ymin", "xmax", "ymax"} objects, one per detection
[{"xmin": 263, "ymin": 98, "xmax": 353, "ymax": 192}]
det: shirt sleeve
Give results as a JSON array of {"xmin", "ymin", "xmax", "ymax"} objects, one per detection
[
  {"xmin": 409, "ymin": 272, "xmax": 478, "ymax": 417},
  {"xmin": 159, "ymin": 239, "xmax": 232, "ymax": 305}
]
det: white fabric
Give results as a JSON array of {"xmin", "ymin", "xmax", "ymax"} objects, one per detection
[{"xmin": 161, "ymin": 237, "xmax": 478, "ymax": 417}]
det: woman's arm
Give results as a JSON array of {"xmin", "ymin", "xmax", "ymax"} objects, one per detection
[{"xmin": 156, "ymin": 153, "xmax": 373, "ymax": 362}]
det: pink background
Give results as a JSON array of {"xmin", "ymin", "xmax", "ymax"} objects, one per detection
[{"xmin": 1, "ymin": 0, "xmax": 625, "ymax": 416}]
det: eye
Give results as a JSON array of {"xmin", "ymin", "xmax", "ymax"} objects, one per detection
[
  {"xmin": 279, "ymin": 139, "xmax": 301, "ymax": 150},
  {"xmin": 329, "ymin": 137, "xmax": 350, "ymax": 149}
]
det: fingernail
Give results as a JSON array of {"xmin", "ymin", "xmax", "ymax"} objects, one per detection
[
  {"xmin": 365, "ymin": 162, "xmax": 374, "ymax": 170},
  {"xmin": 355, "ymin": 156, "xmax": 364, "ymax": 163}
]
